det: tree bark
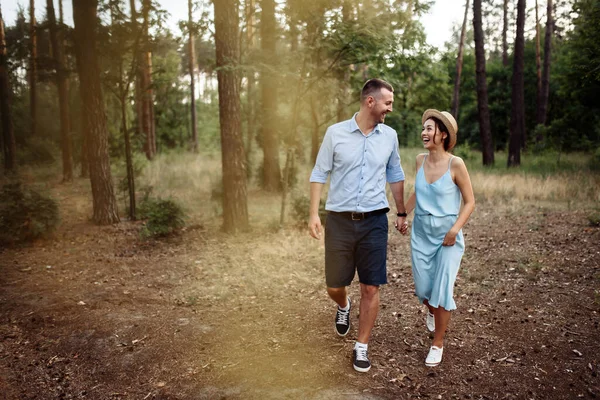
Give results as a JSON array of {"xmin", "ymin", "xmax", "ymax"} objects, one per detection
[
  {"xmin": 47, "ymin": 0, "xmax": 73, "ymax": 182},
  {"xmin": 141, "ymin": 0, "xmax": 156, "ymax": 160},
  {"xmin": 537, "ymin": 0, "xmax": 552, "ymax": 126},
  {"xmin": 188, "ymin": 0, "xmax": 198, "ymax": 151},
  {"xmin": 473, "ymin": 0, "xmax": 494, "ymax": 166},
  {"xmin": 451, "ymin": 0, "xmax": 470, "ymax": 119},
  {"xmin": 214, "ymin": 0, "xmax": 249, "ymax": 233},
  {"xmin": 535, "ymin": 0, "xmax": 542, "ymax": 125},
  {"xmin": 29, "ymin": 0, "xmax": 37, "ymax": 137},
  {"xmin": 259, "ymin": 0, "xmax": 281, "ymax": 191},
  {"xmin": 130, "ymin": 0, "xmax": 143, "ymax": 141},
  {"xmin": 244, "ymin": 0, "xmax": 256, "ymax": 167},
  {"xmin": 0, "ymin": 5, "xmax": 17, "ymax": 174},
  {"xmin": 502, "ymin": 0, "xmax": 509, "ymax": 66},
  {"xmin": 508, "ymin": 0, "xmax": 526, "ymax": 166},
  {"xmin": 73, "ymin": 0, "xmax": 120, "ymax": 224}
]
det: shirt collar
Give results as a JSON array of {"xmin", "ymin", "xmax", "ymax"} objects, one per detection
[{"xmin": 350, "ymin": 112, "xmax": 382, "ymax": 135}]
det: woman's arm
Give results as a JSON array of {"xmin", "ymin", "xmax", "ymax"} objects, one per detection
[{"xmin": 442, "ymin": 156, "xmax": 475, "ymax": 246}]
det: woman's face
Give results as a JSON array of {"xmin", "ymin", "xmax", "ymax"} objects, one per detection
[{"xmin": 421, "ymin": 118, "xmax": 447, "ymax": 149}]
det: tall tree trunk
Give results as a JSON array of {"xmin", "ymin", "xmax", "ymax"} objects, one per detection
[
  {"xmin": 188, "ymin": 0, "xmax": 198, "ymax": 151},
  {"xmin": 538, "ymin": 0, "xmax": 552, "ymax": 127},
  {"xmin": 214, "ymin": 0, "xmax": 249, "ymax": 233},
  {"xmin": 502, "ymin": 0, "xmax": 509, "ymax": 67},
  {"xmin": 110, "ymin": 5, "xmax": 136, "ymax": 220},
  {"xmin": 508, "ymin": 0, "xmax": 526, "ymax": 166},
  {"xmin": 47, "ymin": 0, "xmax": 73, "ymax": 182},
  {"xmin": 535, "ymin": 0, "xmax": 542, "ymax": 125},
  {"xmin": 141, "ymin": 0, "xmax": 155, "ymax": 160},
  {"xmin": 121, "ymin": 82, "xmax": 136, "ymax": 220},
  {"xmin": 473, "ymin": 0, "xmax": 494, "ymax": 166},
  {"xmin": 335, "ymin": 0, "xmax": 351, "ymax": 122},
  {"xmin": 0, "ymin": 5, "xmax": 17, "ymax": 174},
  {"xmin": 72, "ymin": 0, "xmax": 120, "ymax": 224},
  {"xmin": 79, "ymin": 0, "xmax": 89, "ymax": 177},
  {"xmin": 451, "ymin": 0, "xmax": 470, "ymax": 118},
  {"xmin": 29, "ymin": 0, "xmax": 37, "ymax": 137},
  {"xmin": 245, "ymin": 0, "xmax": 256, "ymax": 168},
  {"xmin": 310, "ymin": 91, "xmax": 320, "ymax": 165},
  {"xmin": 130, "ymin": 0, "xmax": 143, "ymax": 140},
  {"xmin": 259, "ymin": 0, "xmax": 281, "ymax": 192}
]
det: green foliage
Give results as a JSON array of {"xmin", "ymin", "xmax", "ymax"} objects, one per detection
[
  {"xmin": 138, "ymin": 196, "xmax": 186, "ymax": 238},
  {"xmin": 0, "ymin": 183, "xmax": 59, "ymax": 244},
  {"xmin": 589, "ymin": 146, "xmax": 600, "ymax": 172},
  {"xmin": 588, "ymin": 210, "xmax": 600, "ymax": 227},
  {"xmin": 452, "ymin": 142, "xmax": 477, "ymax": 163},
  {"xmin": 16, "ymin": 138, "xmax": 58, "ymax": 165},
  {"xmin": 291, "ymin": 194, "xmax": 326, "ymax": 226}
]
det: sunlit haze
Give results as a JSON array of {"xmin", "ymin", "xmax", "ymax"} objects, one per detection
[{"xmin": 1, "ymin": 0, "xmax": 466, "ymax": 49}]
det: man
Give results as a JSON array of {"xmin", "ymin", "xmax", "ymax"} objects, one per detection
[{"xmin": 308, "ymin": 78, "xmax": 407, "ymax": 372}]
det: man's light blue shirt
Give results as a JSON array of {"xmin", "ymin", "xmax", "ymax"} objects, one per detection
[{"xmin": 310, "ymin": 113, "xmax": 405, "ymax": 212}]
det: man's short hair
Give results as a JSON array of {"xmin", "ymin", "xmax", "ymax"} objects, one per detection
[{"xmin": 361, "ymin": 78, "xmax": 394, "ymax": 103}]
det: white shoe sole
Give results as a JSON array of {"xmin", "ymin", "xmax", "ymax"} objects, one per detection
[
  {"xmin": 353, "ymin": 364, "xmax": 371, "ymax": 372},
  {"xmin": 335, "ymin": 326, "xmax": 350, "ymax": 337}
]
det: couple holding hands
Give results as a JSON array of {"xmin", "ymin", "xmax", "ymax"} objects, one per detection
[{"xmin": 308, "ymin": 78, "xmax": 475, "ymax": 372}]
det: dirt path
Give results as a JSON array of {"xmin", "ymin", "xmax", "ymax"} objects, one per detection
[{"xmin": 1, "ymin": 189, "xmax": 599, "ymax": 399}]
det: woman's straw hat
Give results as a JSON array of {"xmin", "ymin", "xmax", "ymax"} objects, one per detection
[{"xmin": 421, "ymin": 109, "xmax": 458, "ymax": 151}]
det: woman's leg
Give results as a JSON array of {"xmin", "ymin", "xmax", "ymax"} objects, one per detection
[
  {"xmin": 424, "ymin": 299, "xmax": 435, "ymax": 314},
  {"xmin": 432, "ymin": 307, "xmax": 451, "ymax": 348}
]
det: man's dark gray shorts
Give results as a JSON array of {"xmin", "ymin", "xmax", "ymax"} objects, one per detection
[{"xmin": 324, "ymin": 210, "xmax": 389, "ymax": 288}]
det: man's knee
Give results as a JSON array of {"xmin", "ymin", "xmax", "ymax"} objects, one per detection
[
  {"xmin": 360, "ymin": 284, "xmax": 379, "ymax": 299},
  {"xmin": 327, "ymin": 286, "xmax": 346, "ymax": 296}
]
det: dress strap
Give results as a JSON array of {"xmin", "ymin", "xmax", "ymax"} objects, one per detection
[
  {"xmin": 421, "ymin": 154, "xmax": 427, "ymax": 168},
  {"xmin": 448, "ymin": 155, "xmax": 455, "ymax": 171}
]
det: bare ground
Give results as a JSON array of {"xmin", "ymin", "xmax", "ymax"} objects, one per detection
[{"xmin": 1, "ymin": 181, "xmax": 599, "ymax": 399}]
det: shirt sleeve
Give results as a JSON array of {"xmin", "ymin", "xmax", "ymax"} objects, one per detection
[
  {"xmin": 309, "ymin": 128, "xmax": 334, "ymax": 183},
  {"xmin": 386, "ymin": 133, "xmax": 405, "ymax": 183}
]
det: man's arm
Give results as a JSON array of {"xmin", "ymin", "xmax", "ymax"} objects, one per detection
[
  {"xmin": 389, "ymin": 180, "xmax": 407, "ymax": 233},
  {"xmin": 308, "ymin": 182, "xmax": 325, "ymax": 239}
]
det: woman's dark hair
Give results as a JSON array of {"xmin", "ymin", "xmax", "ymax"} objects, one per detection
[{"xmin": 430, "ymin": 117, "xmax": 451, "ymax": 151}]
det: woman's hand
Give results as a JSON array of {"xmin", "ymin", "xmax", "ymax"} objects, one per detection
[
  {"xmin": 395, "ymin": 217, "xmax": 409, "ymax": 235},
  {"xmin": 442, "ymin": 229, "xmax": 458, "ymax": 246}
]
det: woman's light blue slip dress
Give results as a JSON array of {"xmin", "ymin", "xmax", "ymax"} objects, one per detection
[{"xmin": 411, "ymin": 155, "xmax": 465, "ymax": 311}]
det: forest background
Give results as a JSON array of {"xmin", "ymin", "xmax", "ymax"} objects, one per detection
[{"xmin": 0, "ymin": 0, "xmax": 599, "ymax": 398}]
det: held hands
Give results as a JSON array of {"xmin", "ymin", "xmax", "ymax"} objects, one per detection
[
  {"xmin": 394, "ymin": 216, "xmax": 409, "ymax": 236},
  {"xmin": 308, "ymin": 215, "xmax": 322, "ymax": 239}
]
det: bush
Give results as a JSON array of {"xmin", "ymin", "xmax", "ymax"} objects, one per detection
[
  {"xmin": 17, "ymin": 138, "xmax": 58, "ymax": 166},
  {"xmin": 138, "ymin": 197, "xmax": 186, "ymax": 238},
  {"xmin": 588, "ymin": 210, "xmax": 600, "ymax": 227},
  {"xmin": 291, "ymin": 194, "xmax": 326, "ymax": 226},
  {"xmin": 589, "ymin": 147, "xmax": 600, "ymax": 172},
  {"xmin": 0, "ymin": 183, "xmax": 59, "ymax": 244},
  {"xmin": 452, "ymin": 142, "xmax": 476, "ymax": 162}
]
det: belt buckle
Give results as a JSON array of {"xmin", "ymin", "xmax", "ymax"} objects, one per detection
[{"xmin": 351, "ymin": 212, "xmax": 364, "ymax": 221}]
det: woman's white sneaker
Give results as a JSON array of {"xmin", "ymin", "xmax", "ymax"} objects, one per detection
[{"xmin": 425, "ymin": 346, "xmax": 443, "ymax": 367}]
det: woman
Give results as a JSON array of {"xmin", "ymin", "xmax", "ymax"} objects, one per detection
[{"xmin": 398, "ymin": 109, "xmax": 475, "ymax": 367}]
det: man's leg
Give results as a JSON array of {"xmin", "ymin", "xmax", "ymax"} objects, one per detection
[
  {"xmin": 357, "ymin": 283, "xmax": 379, "ymax": 344},
  {"xmin": 327, "ymin": 286, "xmax": 348, "ymax": 308}
]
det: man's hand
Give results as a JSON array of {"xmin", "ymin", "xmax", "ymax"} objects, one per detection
[
  {"xmin": 308, "ymin": 215, "xmax": 323, "ymax": 239},
  {"xmin": 394, "ymin": 216, "xmax": 409, "ymax": 235}
]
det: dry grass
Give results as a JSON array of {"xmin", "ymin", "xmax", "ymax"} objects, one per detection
[{"xmin": 135, "ymin": 148, "xmax": 599, "ymax": 230}]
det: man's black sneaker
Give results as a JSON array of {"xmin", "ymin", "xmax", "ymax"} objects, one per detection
[
  {"xmin": 353, "ymin": 347, "xmax": 371, "ymax": 372},
  {"xmin": 335, "ymin": 297, "xmax": 351, "ymax": 336}
]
